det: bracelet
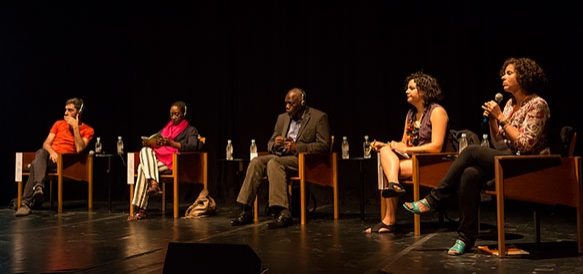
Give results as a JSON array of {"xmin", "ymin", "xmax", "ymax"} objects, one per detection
[{"xmin": 499, "ymin": 119, "xmax": 510, "ymax": 129}]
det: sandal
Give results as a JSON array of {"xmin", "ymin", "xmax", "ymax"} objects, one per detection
[
  {"xmin": 363, "ymin": 221, "xmax": 397, "ymax": 234},
  {"xmin": 448, "ymin": 239, "xmax": 466, "ymax": 256},
  {"xmin": 402, "ymin": 198, "xmax": 432, "ymax": 214},
  {"xmin": 147, "ymin": 181, "xmax": 163, "ymax": 196},
  {"xmin": 381, "ymin": 182, "xmax": 406, "ymax": 198},
  {"xmin": 127, "ymin": 209, "xmax": 148, "ymax": 221}
]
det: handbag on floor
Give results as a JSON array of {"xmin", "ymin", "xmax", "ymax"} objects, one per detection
[{"xmin": 183, "ymin": 189, "xmax": 216, "ymax": 218}]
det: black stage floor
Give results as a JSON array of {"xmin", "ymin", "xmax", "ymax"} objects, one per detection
[{"xmin": 2, "ymin": 190, "xmax": 582, "ymax": 274}]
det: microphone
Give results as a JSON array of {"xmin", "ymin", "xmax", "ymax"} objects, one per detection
[{"xmin": 481, "ymin": 93, "xmax": 503, "ymax": 128}]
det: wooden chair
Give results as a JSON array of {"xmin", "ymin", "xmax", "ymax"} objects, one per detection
[
  {"xmin": 254, "ymin": 136, "xmax": 338, "ymax": 225},
  {"xmin": 15, "ymin": 152, "xmax": 94, "ymax": 213},
  {"xmin": 485, "ymin": 128, "xmax": 582, "ymax": 257},
  {"xmin": 378, "ymin": 151, "xmax": 456, "ymax": 236},
  {"xmin": 128, "ymin": 137, "xmax": 208, "ymax": 218}
]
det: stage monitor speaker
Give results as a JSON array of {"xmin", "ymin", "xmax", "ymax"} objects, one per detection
[{"xmin": 163, "ymin": 242, "xmax": 261, "ymax": 274}]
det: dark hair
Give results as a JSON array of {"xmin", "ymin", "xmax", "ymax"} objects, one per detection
[
  {"xmin": 172, "ymin": 101, "xmax": 187, "ymax": 116},
  {"xmin": 404, "ymin": 71, "xmax": 444, "ymax": 107},
  {"xmin": 66, "ymin": 97, "xmax": 84, "ymax": 113},
  {"xmin": 500, "ymin": 57, "xmax": 547, "ymax": 95}
]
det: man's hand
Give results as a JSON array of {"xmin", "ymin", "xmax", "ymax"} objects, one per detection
[
  {"xmin": 49, "ymin": 151, "xmax": 59, "ymax": 163},
  {"xmin": 64, "ymin": 114, "xmax": 79, "ymax": 129},
  {"xmin": 274, "ymin": 136, "xmax": 286, "ymax": 147},
  {"xmin": 273, "ymin": 136, "xmax": 295, "ymax": 155},
  {"xmin": 283, "ymin": 137, "xmax": 295, "ymax": 153}
]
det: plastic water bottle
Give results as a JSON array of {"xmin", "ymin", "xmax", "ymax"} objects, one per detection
[
  {"xmin": 250, "ymin": 139, "xmax": 258, "ymax": 160},
  {"xmin": 226, "ymin": 140, "xmax": 233, "ymax": 160},
  {"xmin": 481, "ymin": 134, "xmax": 490, "ymax": 148},
  {"xmin": 116, "ymin": 136, "xmax": 124, "ymax": 155},
  {"xmin": 458, "ymin": 133, "xmax": 468, "ymax": 153},
  {"xmin": 363, "ymin": 135, "xmax": 371, "ymax": 159},
  {"xmin": 95, "ymin": 137, "xmax": 103, "ymax": 154},
  {"xmin": 341, "ymin": 136, "xmax": 349, "ymax": 159}
]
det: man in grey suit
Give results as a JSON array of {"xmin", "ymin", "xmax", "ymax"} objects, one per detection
[{"xmin": 231, "ymin": 87, "xmax": 331, "ymax": 229}]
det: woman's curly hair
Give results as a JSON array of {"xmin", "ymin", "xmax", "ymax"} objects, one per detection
[
  {"xmin": 500, "ymin": 57, "xmax": 547, "ymax": 95},
  {"xmin": 404, "ymin": 71, "xmax": 444, "ymax": 107}
]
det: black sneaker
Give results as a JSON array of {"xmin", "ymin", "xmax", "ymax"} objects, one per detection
[{"xmin": 33, "ymin": 186, "xmax": 44, "ymax": 204}]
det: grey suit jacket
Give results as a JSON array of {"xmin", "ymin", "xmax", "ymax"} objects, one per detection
[{"xmin": 267, "ymin": 106, "xmax": 331, "ymax": 155}]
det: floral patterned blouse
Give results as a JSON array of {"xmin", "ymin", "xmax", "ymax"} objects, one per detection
[
  {"xmin": 499, "ymin": 94, "xmax": 550, "ymax": 155},
  {"xmin": 405, "ymin": 102, "xmax": 443, "ymax": 147}
]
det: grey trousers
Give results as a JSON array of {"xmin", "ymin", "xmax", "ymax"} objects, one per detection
[
  {"xmin": 236, "ymin": 154, "xmax": 298, "ymax": 210},
  {"xmin": 21, "ymin": 148, "xmax": 55, "ymax": 206}
]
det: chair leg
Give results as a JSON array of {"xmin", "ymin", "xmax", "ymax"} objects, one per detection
[
  {"xmin": 300, "ymin": 182, "xmax": 306, "ymax": 225},
  {"xmin": 534, "ymin": 210, "xmax": 541, "ymax": 245},
  {"xmin": 496, "ymin": 186, "xmax": 507, "ymax": 257},
  {"xmin": 254, "ymin": 197, "xmax": 259, "ymax": 222},
  {"xmin": 17, "ymin": 181, "xmax": 23, "ymax": 210},
  {"xmin": 129, "ymin": 184, "xmax": 135, "ymax": 216},
  {"xmin": 50, "ymin": 180, "xmax": 54, "ymax": 209},
  {"xmin": 173, "ymin": 180, "xmax": 179, "ymax": 218},
  {"xmin": 380, "ymin": 191, "xmax": 386, "ymax": 219},
  {"xmin": 88, "ymin": 178, "xmax": 93, "ymax": 210},
  {"xmin": 332, "ymin": 156, "xmax": 338, "ymax": 220},
  {"xmin": 161, "ymin": 183, "xmax": 167, "ymax": 215},
  {"xmin": 58, "ymin": 176, "xmax": 63, "ymax": 213}
]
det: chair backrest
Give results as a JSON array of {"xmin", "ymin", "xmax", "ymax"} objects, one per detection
[
  {"xmin": 197, "ymin": 135, "xmax": 206, "ymax": 151},
  {"xmin": 569, "ymin": 132, "xmax": 577, "ymax": 157},
  {"xmin": 548, "ymin": 126, "xmax": 577, "ymax": 157},
  {"xmin": 560, "ymin": 126, "xmax": 577, "ymax": 157},
  {"xmin": 446, "ymin": 129, "xmax": 480, "ymax": 153}
]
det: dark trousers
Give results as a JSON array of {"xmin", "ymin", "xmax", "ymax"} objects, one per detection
[
  {"xmin": 424, "ymin": 145, "xmax": 512, "ymax": 246},
  {"xmin": 21, "ymin": 148, "xmax": 55, "ymax": 206}
]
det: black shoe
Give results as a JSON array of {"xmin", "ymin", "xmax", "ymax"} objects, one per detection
[
  {"xmin": 267, "ymin": 210, "xmax": 293, "ymax": 229},
  {"xmin": 33, "ymin": 185, "xmax": 44, "ymax": 203},
  {"xmin": 230, "ymin": 211, "xmax": 253, "ymax": 226},
  {"xmin": 381, "ymin": 182, "xmax": 406, "ymax": 198}
]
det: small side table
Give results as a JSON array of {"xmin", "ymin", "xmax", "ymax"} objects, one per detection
[
  {"xmin": 217, "ymin": 158, "xmax": 249, "ymax": 204},
  {"xmin": 340, "ymin": 156, "xmax": 373, "ymax": 220},
  {"xmin": 93, "ymin": 153, "xmax": 115, "ymax": 211}
]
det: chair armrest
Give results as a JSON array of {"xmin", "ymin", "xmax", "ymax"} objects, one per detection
[
  {"xmin": 174, "ymin": 151, "xmax": 207, "ymax": 184},
  {"xmin": 494, "ymin": 154, "xmax": 562, "ymax": 178},
  {"xmin": 48, "ymin": 153, "xmax": 93, "ymax": 182},
  {"xmin": 301, "ymin": 151, "xmax": 332, "ymax": 164},
  {"xmin": 494, "ymin": 155, "xmax": 580, "ymax": 207},
  {"xmin": 296, "ymin": 151, "xmax": 337, "ymax": 188},
  {"xmin": 61, "ymin": 153, "xmax": 91, "ymax": 164},
  {"xmin": 409, "ymin": 152, "xmax": 457, "ymax": 189},
  {"xmin": 411, "ymin": 152, "xmax": 458, "ymax": 165}
]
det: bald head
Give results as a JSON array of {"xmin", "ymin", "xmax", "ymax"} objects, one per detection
[{"xmin": 285, "ymin": 88, "xmax": 306, "ymax": 119}]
